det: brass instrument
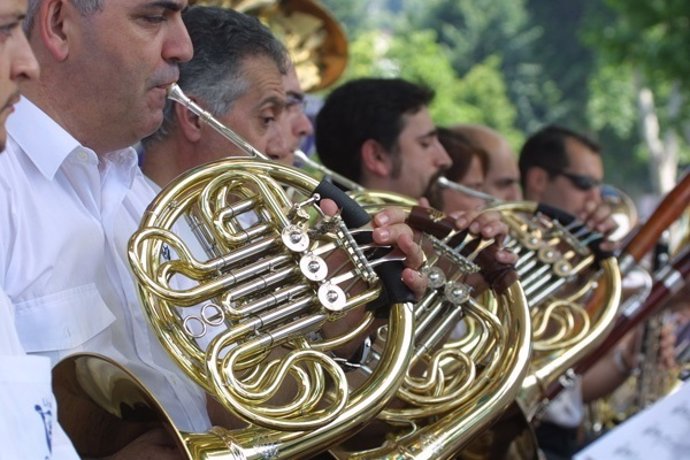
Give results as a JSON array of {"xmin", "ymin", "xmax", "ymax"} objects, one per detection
[
  {"xmin": 436, "ymin": 176, "xmax": 624, "ymax": 410},
  {"xmin": 542, "ymin": 172, "xmax": 690, "ymax": 406},
  {"xmin": 437, "ymin": 176, "xmax": 501, "ymax": 206},
  {"xmin": 162, "ymin": 86, "xmax": 531, "ymax": 458},
  {"xmin": 601, "ymin": 184, "xmax": 639, "ymax": 243},
  {"xmin": 56, "ymin": 85, "xmax": 421, "ymax": 459},
  {"xmin": 489, "ymin": 202, "xmax": 621, "ymax": 419},
  {"xmin": 190, "ymin": 0, "xmax": 348, "ymax": 92},
  {"xmin": 364, "ymin": 173, "xmax": 622, "ymax": 420},
  {"xmin": 331, "ymin": 208, "xmax": 531, "ymax": 459},
  {"xmin": 296, "ymin": 151, "xmax": 535, "ymax": 458}
]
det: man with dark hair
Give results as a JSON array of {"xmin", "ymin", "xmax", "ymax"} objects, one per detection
[
  {"xmin": 315, "ymin": 76, "xmax": 518, "ymax": 282},
  {"xmin": 316, "ymin": 78, "xmax": 452, "ymax": 200},
  {"xmin": 519, "ymin": 125, "xmax": 614, "ymax": 234},
  {"xmin": 519, "ymin": 125, "xmax": 637, "ymax": 460}
]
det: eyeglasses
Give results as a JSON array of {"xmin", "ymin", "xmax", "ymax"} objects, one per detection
[{"xmin": 552, "ymin": 170, "xmax": 602, "ymax": 191}]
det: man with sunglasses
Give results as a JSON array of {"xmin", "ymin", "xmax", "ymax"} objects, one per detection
[
  {"xmin": 519, "ymin": 125, "xmax": 641, "ymax": 460},
  {"xmin": 519, "ymin": 125, "xmax": 616, "ymax": 236}
]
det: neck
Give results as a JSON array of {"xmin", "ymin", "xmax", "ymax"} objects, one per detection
[{"xmin": 141, "ymin": 134, "xmax": 188, "ymax": 188}]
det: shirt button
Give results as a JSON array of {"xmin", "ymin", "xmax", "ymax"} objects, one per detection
[{"xmin": 78, "ymin": 151, "xmax": 88, "ymax": 162}]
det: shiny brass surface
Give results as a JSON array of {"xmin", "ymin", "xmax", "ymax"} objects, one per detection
[
  {"xmin": 294, "ymin": 148, "xmax": 538, "ymax": 458},
  {"xmin": 123, "ymin": 157, "xmax": 418, "ymax": 458},
  {"xmin": 190, "ymin": 0, "xmax": 348, "ymax": 91},
  {"xmin": 312, "ymin": 196, "xmax": 531, "ymax": 458},
  {"xmin": 487, "ymin": 202, "xmax": 622, "ymax": 420},
  {"xmin": 55, "ymin": 131, "xmax": 419, "ymax": 457},
  {"xmin": 601, "ymin": 184, "xmax": 638, "ymax": 243},
  {"xmin": 340, "ymin": 282, "xmax": 532, "ymax": 460}
]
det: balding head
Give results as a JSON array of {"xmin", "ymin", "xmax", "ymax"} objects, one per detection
[{"xmin": 454, "ymin": 124, "xmax": 522, "ymax": 201}]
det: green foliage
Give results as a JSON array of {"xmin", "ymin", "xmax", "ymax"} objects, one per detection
[
  {"xmin": 315, "ymin": 0, "xmax": 690, "ymax": 194},
  {"xmin": 597, "ymin": 0, "xmax": 690, "ymax": 89},
  {"xmin": 586, "ymin": 62, "xmax": 637, "ymax": 138}
]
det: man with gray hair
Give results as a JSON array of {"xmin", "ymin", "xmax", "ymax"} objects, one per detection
[{"xmin": 142, "ymin": 5, "xmax": 293, "ymax": 187}]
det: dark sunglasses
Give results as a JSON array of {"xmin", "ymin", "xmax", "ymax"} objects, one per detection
[{"xmin": 552, "ymin": 170, "xmax": 602, "ymax": 191}]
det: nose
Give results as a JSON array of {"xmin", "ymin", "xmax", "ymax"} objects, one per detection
[
  {"xmin": 13, "ymin": 28, "xmax": 40, "ymax": 81},
  {"xmin": 588, "ymin": 185, "xmax": 603, "ymax": 204},
  {"xmin": 266, "ymin": 115, "xmax": 294, "ymax": 165},
  {"xmin": 292, "ymin": 110, "xmax": 313, "ymax": 139},
  {"xmin": 163, "ymin": 15, "xmax": 194, "ymax": 64}
]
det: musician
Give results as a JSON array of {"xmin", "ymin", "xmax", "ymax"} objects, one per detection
[
  {"xmin": 0, "ymin": 1, "xmax": 78, "ymax": 457},
  {"xmin": 141, "ymin": 6, "xmax": 427, "ymax": 298},
  {"xmin": 520, "ymin": 125, "xmax": 617, "ymax": 237},
  {"xmin": 315, "ymin": 77, "xmax": 517, "ymax": 248},
  {"xmin": 519, "ymin": 125, "xmax": 637, "ymax": 460},
  {"xmin": 0, "ymin": 1, "xmax": 205, "ymax": 457},
  {"xmin": 141, "ymin": 6, "xmax": 293, "ymax": 186},
  {"xmin": 432, "ymin": 125, "xmax": 489, "ymax": 213},
  {"xmin": 454, "ymin": 123, "xmax": 523, "ymax": 201}
]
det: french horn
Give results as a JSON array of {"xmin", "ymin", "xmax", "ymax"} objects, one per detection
[
  {"xmin": 434, "ymin": 175, "xmax": 623, "ymax": 417},
  {"xmin": 149, "ymin": 85, "xmax": 529, "ymax": 458},
  {"xmin": 296, "ymin": 152, "xmax": 534, "ymax": 458},
  {"xmin": 54, "ymin": 84, "xmax": 425, "ymax": 459}
]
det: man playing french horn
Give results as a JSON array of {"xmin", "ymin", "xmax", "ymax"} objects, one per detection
[
  {"xmin": 137, "ymin": 5, "xmax": 522, "ymax": 454},
  {"xmin": 0, "ymin": 1, "xmax": 460, "ymax": 458}
]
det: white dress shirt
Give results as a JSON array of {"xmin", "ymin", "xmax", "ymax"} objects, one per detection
[
  {"xmin": 541, "ymin": 376, "xmax": 585, "ymax": 428},
  {"xmin": 0, "ymin": 289, "xmax": 79, "ymax": 460},
  {"xmin": 0, "ymin": 97, "xmax": 211, "ymax": 433}
]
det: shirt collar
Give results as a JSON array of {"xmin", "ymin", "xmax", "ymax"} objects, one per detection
[
  {"xmin": 7, "ymin": 96, "xmax": 140, "ymax": 184},
  {"xmin": 7, "ymin": 97, "xmax": 84, "ymax": 180}
]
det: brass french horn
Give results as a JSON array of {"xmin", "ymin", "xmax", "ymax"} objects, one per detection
[
  {"xmin": 295, "ymin": 152, "xmax": 534, "ymax": 459},
  {"xmin": 435, "ymin": 176, "xmax": 623, "ymax": 419},
  {"xmin": 55, "ymin": 85, "xmax": 420, "ymax": 459}
]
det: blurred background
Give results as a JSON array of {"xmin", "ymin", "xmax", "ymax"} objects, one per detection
[{"xmin": 310, "ymin": 0, "xmax": 690, "ymax": 214}]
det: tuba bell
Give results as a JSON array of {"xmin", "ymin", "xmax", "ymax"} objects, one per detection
[{"xmin": 190, "ymin": 0, "xmax": 348, "ymax": 92}]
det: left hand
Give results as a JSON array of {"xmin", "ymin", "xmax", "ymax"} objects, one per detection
[
  {"xmin": 371, "ymin": 207, "xmax": 427, "ymax": 298},
  {"xmin": 579, "ymin": 200, "xmax": 619, "ymax": 251}
]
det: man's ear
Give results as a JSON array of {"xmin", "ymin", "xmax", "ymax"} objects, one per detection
[
  {"xmin": 360, "ymin": 139, "xmax": 392, "ymax": 178},
  {"xmin": 39, "ymin": 0, "xmax": 72, "ymax": 61},
  {"xmin": 524, "ymin": 166, "xmax": 549, "ymax": 201},
  {"xmin": 175, "ymin": 102, "xmax": 203, "ymax": 143}
]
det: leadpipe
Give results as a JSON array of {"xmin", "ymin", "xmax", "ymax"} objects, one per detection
[
  {"xmin": 167, "ymin": 83, "xmax": 269, "ymax": 160},
  {"xmin": 436, "ymin": 176, "xmax": 500, "ymax": 205},
  {"xmin": 294, "ymin": 149, "xmax": 365, "ymax": 192}
]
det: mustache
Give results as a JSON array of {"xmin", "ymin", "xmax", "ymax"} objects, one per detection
[
  {"xmin": 149, "ymin": 67, "xmax": 181, "ymax": 89},
  {"xmin": 2, "ymin": 91, "xmax": 20, "ymax": 111}
]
